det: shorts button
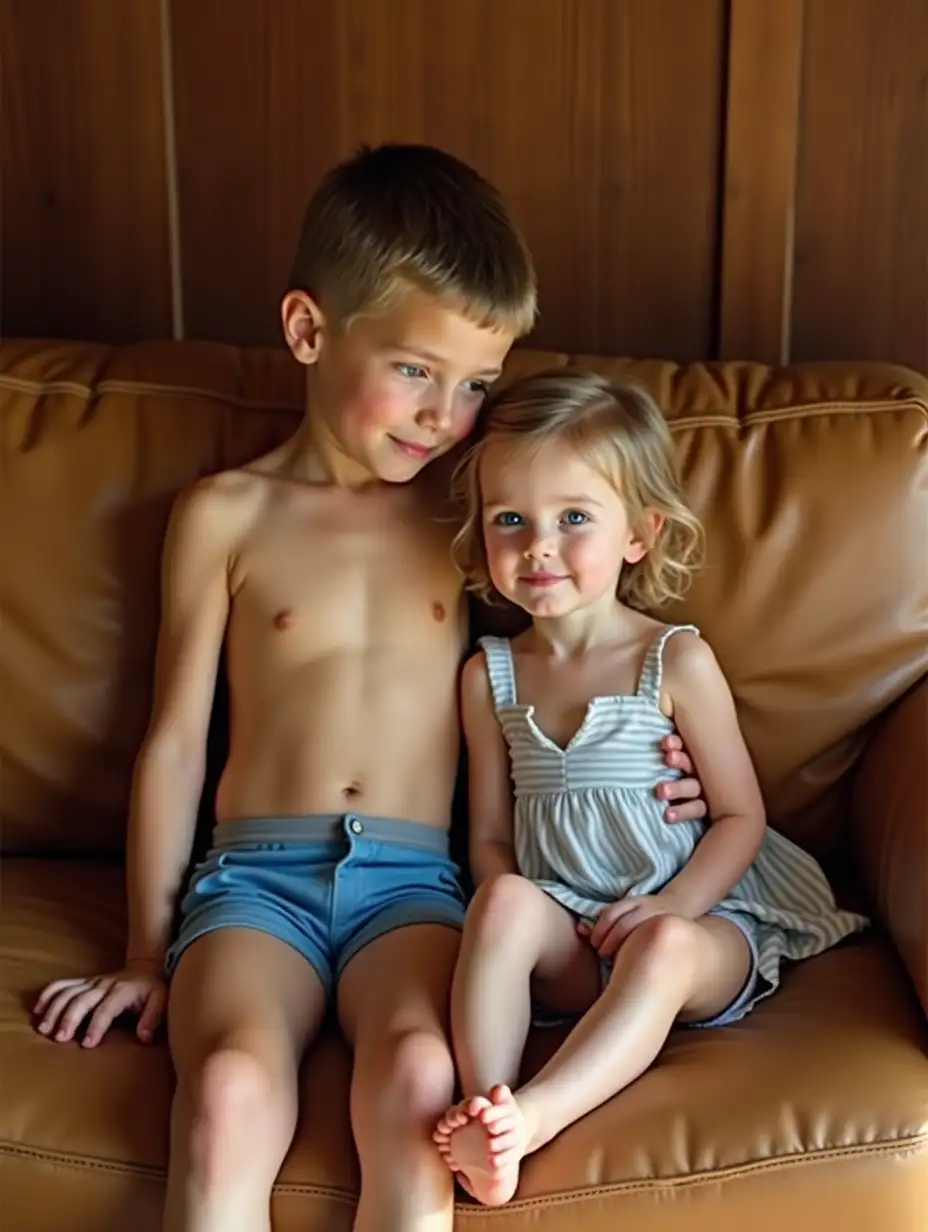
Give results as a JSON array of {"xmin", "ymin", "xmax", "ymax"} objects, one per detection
[{"xmin": 350, "ymin": 818, "xmax": 363, "ymax": 834}]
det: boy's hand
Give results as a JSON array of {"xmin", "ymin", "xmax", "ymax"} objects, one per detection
[
  {"xmin": 34, "ymin": 959, "xmax": 167, "ymax": 1048},
  {"xmin": 578, "ymin": 893, "xmax": 691, "ymax": 959},
  {"xmin": 657, "ymin": 734, "xmax": 707, "ymax": 823}
]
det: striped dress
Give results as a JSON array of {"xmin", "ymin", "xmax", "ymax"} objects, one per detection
[{"xmin": 479, "ymin": 625, "xmax": 868, "ymax": 1016}]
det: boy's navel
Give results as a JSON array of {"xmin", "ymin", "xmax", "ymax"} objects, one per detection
[{"xmin": 273, "ymin": 608, "xmax": 297, "ymax": 631}]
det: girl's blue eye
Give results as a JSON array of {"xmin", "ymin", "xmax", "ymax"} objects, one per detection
[
  {"xmin": 563, "ymin": 509, "xmax": 589, "ymax": 526},
  {"xmin": 494, "ymin": 512, "xmax": 523, "ymax": 527},
  {"xmin": 397, "ymin": 363, "xmax": 427, "ymax": 379}
]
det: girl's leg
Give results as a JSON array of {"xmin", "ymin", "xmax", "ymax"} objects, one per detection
[
  {"xmin": 434, "ymin": 874, "xmax": 600, "ymax": 1203},
  {"xmin": 164, "ymin": 928, "xmax": 327, "ymax": 1232},
  {"xmin": 454, "ymin": 913, "xmax": 752, "ymax": 1206},
  {"xmin": 453, "ymin": 874, "xmax": 601, "ymax": 1094}
]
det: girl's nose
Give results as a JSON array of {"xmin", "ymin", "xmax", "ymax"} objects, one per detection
[{"xmin": 524, "ymin": 532, "xmax": 555, "ymax": 559}]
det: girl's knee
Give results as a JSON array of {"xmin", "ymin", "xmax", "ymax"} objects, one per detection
[
  {"xmin": 467, "ymin": 873, "xmax": 540, "ymax": 943},
  {"xmin": 618, "ymin": 913, "xmax": 699, "ymax": 981}
]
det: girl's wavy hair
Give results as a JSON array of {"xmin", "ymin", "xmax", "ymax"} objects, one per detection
[{"xmin": 452, "ymin": 369, "xmax": 703, "ymax": 611}]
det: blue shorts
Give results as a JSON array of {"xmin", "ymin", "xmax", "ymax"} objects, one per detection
[{"xmin": 165, "ymin": 814, "xmax": 466, "ymax": 1000}]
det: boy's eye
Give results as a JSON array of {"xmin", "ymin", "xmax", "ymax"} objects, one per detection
[
  {"xmin": 562, "ymin": 509, "xmax": 589, "ymax": 526},
  {"xmin": 463, "ymin": 380, "xmax": 489, "ymax": 396},
  {"xmin": 396, "ymin": 363, "xmax": 427, "ymax": 379},
  {"xmin": 493, "ymin": 512, "xmax": 523, "ymax": 528}
]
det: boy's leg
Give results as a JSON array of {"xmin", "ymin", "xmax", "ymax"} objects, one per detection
[
  {"xmin": 452, "ymin": 913, "xmax": 752, "ymax": 1206},
  {"xmin": 164, "ymin": 928, "xmax": 327, "ymax": 1232},
  {"xmin": 336, "ymin": 923, "xmax": 461, "ymax": 1232}
]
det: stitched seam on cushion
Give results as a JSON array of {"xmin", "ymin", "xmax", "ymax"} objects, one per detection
[
  {"xmin": 1, "ymin": 374, "xmax": 926, "ymax": 429},
  {"xmin": 0, "ymin": 1141, "xmax": 355, "ymax": 1204},
  {"xmin": 0, "ymin": 1142, "xmax": 162, "ymax": 1180},
  {"xmin": 449, "ymin": 1137, "xmax": 928, "ymax": 1215},
  {"xmin": 3, "ymin": 1132, "xmax": 925, "ymax": 1204},
  {"xmin": 0, "ymin": 376, "xmax": 302, "ymax": 415}
]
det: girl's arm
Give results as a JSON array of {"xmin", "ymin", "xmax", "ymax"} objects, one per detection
[
  {"xmin": 658, "ymin": 633, "xmax": 766, "ymax": 917},
  {"xmin": 461, "ymin": 652, "xmax": 519, "ymax": 884}
]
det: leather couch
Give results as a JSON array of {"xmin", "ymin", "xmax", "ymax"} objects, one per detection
[{"xmin": 1, "ymin": 337, "xmax": 926, "ymax": 1232}]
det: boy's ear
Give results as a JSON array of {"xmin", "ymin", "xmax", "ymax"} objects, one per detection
[
  {"xmin": 625, "ymin": 510, "xmax": 665, "ymax": 564},
  {"xmin": 281, "ymin": 290, "xmax": 326, "ymax": 363}
]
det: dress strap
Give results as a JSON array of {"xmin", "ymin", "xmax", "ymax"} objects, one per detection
[
  {"xmin": 477, "ymin": 636, "xmax": 518, "ymax": 709},
  {"xmin": 636, "ymin": 624, "xmax": 700, "ymax": 703}
]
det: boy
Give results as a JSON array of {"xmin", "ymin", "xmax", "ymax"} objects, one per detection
[{"xmin": 33, "ymin": 144, "xmax": 705, "ymax": 1232}]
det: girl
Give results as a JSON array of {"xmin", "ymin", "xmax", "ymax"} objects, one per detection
[{"xmin": 433, "ymin": 369, "xmax": 867, "ymax": 1206}]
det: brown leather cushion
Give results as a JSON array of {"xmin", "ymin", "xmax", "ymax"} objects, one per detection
[
  {"xmin": 2, "ymin": 340, "xmax": 927, "ymax": 858},
  {"xmin": 2, "ymin": 858, "xmax": 926, "ymax": 1232}
]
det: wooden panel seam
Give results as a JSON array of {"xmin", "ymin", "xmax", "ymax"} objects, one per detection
[
  {"xmin": 719, "ymin": 0, "xmax": 804, "ymax": 365},
  {"xmin": 159, "ymin": 0, "xmax": 184, "ymax": 340}
]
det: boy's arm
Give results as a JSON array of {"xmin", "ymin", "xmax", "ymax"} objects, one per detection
[
  {"xmin": 34, "ymin": 478, "xmax": 240, "ymax": 1046},
  {"xmin": 461, "ymin": 652, "xmax": 519, "ymax": 885},
  {"xmin": 124, "ymin": 479, "xmax": 236, "ymax": 965},
  {"xmin": 657, "ymin": 633, "xmax": 767, "ymax": 918}
]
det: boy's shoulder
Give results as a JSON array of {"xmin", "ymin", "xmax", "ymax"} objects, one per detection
[
  {"xmin": 166, "ymin": 465, "xmax": 274, "ymax": 563},
  {"xmin": 174, "ymin": 465, "xmax": 268, "ymax": 523}
]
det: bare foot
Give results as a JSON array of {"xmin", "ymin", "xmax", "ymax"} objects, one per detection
[
  {"xmin": 433, "ymin": 1096, "xmax": 490, "ymax": 1200},
  {"xmin": 433, "ymin": 1085, "xmax": 530, "ymax": 1206}
]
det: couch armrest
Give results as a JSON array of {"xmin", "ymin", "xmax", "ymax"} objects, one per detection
[{"xmin": 851, "ymin": 673, "xmax": 928, "ymax": 1016}]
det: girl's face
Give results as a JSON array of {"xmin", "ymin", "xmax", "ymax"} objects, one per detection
[{"xmin": 479, "ymin": 438, "xmax": 651, "ymax": 619}]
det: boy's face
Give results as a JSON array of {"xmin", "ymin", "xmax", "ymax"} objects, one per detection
[{"xmin": 289, "ymin": 286, "xmax": 514, "ymax": 484}]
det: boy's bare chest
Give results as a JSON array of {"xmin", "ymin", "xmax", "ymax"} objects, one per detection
[{"xmin": 230, "ymin": 499, "xmax": 463, "ymax": 652}]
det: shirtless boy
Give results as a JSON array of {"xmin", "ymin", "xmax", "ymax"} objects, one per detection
[{"xmin": 32, "ymin": 144, "xmax": 705, "ymax": 1232}]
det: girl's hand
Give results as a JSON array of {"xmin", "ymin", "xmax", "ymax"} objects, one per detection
[
  {"xmin": 33, "ymin": 959, "xmax": 167, "ymax": 1048},
  {"xmin": 578, "ymin": 894, "xmax": 691, "ymax": 959},
  {"xmin": 657, "ymin": 734, "xmax": 707, "ymax": 823}
]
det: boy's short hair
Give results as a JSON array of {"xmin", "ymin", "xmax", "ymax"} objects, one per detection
[
  {"xmin": 289, "ymin": 143, "xmax": 537, "ymax": 335},
  {"xmin": 453, "ymin": 369, "xmax": 704, "ymax": 612}
]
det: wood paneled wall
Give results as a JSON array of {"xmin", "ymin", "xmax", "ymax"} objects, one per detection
[{"xmin": 2, "ymin": 0, "xmax": 926, "ymax": 371}]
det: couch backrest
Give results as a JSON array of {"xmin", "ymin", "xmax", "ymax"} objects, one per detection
[{"xmin": 2, "ymin": 339, "xmax": 926, "ymax": 858}]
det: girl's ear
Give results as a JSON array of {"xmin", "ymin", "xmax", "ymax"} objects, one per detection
[{"xmin": 624, "ymin": 510, "xmax": 665, "ymax": 564}]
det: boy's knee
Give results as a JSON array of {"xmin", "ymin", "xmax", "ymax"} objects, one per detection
[
  {"xmin": 197, "ymin": 1047, "xmax": 270, "ymax": 1117},
  {"xmin": 186, "ymin": 1047, "xmax": 294, "ymax": 1177},
  {"xmin": 468, "ymin": 873, "xmax": 538, "ymax": 941},
  {"xmin": 179, "ymin": 1049, "xmax": 269, "ymax": 1187},
  {"xmin": 376, "ymin": 1029, "xmax": 455, "ymax": 1123}
]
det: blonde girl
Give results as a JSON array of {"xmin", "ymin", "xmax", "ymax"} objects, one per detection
[{"xmin": 433, "ymin": 370, "xmax": 867, "ymax": 1206}]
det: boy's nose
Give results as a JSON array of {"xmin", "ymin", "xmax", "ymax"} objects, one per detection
[{"xmin": 418, "ymin": 394, "xmax": 454, "ymax": 432}]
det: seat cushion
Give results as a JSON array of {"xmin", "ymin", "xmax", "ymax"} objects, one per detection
[{"xmin": 2, "ymin": 858, "xmax": 927, "ymax": 1232}]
